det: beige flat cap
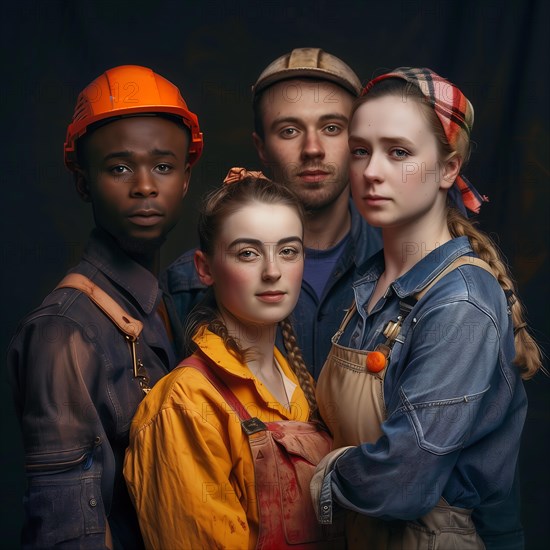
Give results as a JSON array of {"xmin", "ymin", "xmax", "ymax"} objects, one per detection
[{"xmin": 252, "ymin": 47, "xmax": 362, "ymax": 97}]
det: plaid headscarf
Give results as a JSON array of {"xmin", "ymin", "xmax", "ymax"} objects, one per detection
[{"xmin": 362, "ymin": 67, "xmax": 488, "ymax": 215}]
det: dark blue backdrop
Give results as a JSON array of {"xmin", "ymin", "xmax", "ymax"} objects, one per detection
[{"xmin": 2, "ymin": 0, "xmax": 548, "ymax": 548}]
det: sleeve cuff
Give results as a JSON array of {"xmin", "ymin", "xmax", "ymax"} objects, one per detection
[{"xmin": 310, "ymin": 446, "xmax": 354, "ymax": 524}]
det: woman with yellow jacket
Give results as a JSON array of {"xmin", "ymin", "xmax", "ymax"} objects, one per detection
[{"xmin": 124, "ymin": 168, "xmax": 337, "ymax": 549}]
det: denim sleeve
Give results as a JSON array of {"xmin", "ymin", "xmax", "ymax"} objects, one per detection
[
  {"xmin": 329, "ymin": 300, "xmax": 516, "ymax": 521},
  {"xmin": 472, "ymin": 465, "xmax": 524, "ymax": 550},
  {"xmin": 162, "ymin": 249, "xmax": 207, "ymax": 325},
  {"xmin": 8, "ymin": 315, "xmax": 111, "ymax": 548}
]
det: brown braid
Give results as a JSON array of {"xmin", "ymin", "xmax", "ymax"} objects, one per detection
[
  {"xmin": 186, "ymin": 304, "xmax": 321, "ymax": 416},
  {"xmin": 279, "ymin": 318, "xmax": 319, "ymax": 420},
  {"xmin": 183, "ymin": 290, "xmax": 251, "ymax": 362},
  {"xmin": 358, "ymin": 78, "xmax": 543, "ymax": 379},
  {"xmin": 447, "ymin": 208, "xmax": 543, "ymax": 379}
]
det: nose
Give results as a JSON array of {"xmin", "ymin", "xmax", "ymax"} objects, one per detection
[
  {"xmin": 262, "ymin": 251, "xmax": 282, "ymax": 281},
  {"xmin": 301, "ymin": 130, "xmax": 325, "ymax": 160},
  {"xmin": 362, "ymin": 152, "xmax": 384, "ymax": 184},
  {"xmin": 130, "ymin": 168, "xmax": 158, "ymax": 197}
]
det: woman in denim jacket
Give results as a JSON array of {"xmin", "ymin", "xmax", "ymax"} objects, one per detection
[{"xmin": 310, "ymin": 68, "xmax": 543, "ymax": 549}]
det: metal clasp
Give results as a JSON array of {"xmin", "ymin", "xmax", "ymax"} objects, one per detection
[
  {"xmin": 241, "ymin": 417, "xmax": 267, "ymax": 435},
  {"xmin": 126, "ymin": 335, "xmax": 151, "ymax": 395},
  {"xmin": 383, "ymin": 316, "xmax": 402, "ymax": 341}
]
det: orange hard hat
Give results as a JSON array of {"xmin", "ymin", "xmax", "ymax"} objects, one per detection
[{"xmin": 64, "ymin": 65, "xmax": 203, "ymax": 171}]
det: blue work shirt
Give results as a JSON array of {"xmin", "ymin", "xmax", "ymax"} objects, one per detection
[
  {"xmin": 163, "ymin": 199, "xmax": 382, "ymax": 379},
  {"xmin": 318, "ymin": 237, "xmax": 527, "ymax": 548}
]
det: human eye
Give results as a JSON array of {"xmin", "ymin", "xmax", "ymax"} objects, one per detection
[
  {"xmin": 390, "ymin": 148, "xmax": 410, "ymax": 159},
  {"xmin": 280, "ymin": 244, "xmax": 303, "ymax": 260},
  {"xmin": 237, "ymin": 248, "xmax": 260, "ymax": 261},
  {"xmin": 350, "ymin": 146, "xmax": 369, "ymax": 157},
  {"xmin": 109, "ymin": 165, "xmax": 131, "ymax": 175},
  {"xmin": 323, "ymin": 124, "xmax": 343, "ymax": 135},
  {"xmin": 279, "ymin": 127, "xmax": 299, "ymax": 139},
  {"xmin": 155, "ymin": 163, "xmax": 173, "ymax": 173}
]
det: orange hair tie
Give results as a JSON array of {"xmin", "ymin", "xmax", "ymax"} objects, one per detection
[{"xmin": 223, "ymin": 166, "xmax": 269, "ymax": 185}]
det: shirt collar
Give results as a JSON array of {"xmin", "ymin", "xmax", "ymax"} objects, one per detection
[
  {"xmin": 355, "ymin": 236, "xmax": 473, "ymax": 298},
  {"xmin": 193, "ymin": 327, "xmax": 251, "ymax": 378},
  {"xmin": 81, "ymin": 228, "xmax": 161, "ymax": 314},
  {"xmin": 192, "ymin": 328, "xmax": 309, "ymax": 418},
  {"xmin": 392, "ymin": 236, "xmax": 473, "ymax": 297},
  {"xmin": 192, "ymin": 327, "xmax": 296, "ymax": 383}
]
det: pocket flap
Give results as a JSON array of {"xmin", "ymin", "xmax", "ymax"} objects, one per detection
[{"xmin": 266, "ymin": 421, "xmax": 332, "ymax": 464}]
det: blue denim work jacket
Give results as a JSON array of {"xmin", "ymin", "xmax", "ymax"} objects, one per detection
[
  {"xmin": 163, "ymin": 199, "xmax": 382, "ymax": 379},
  {"xmin": 8, "ymin": 229, "xmax": 180, "ymax": 549},
  {"xmin": 319, "ymin": 237, "xmax": 527, "ymax": 548}
]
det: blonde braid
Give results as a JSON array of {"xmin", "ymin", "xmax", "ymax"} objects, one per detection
[
  {"xmin": 279, "ymin": 318, "xmax": 319, "ymax": 420},
  {"xmin": 447, "ymin": 208, "xmax": 543, "ymax": 379}
]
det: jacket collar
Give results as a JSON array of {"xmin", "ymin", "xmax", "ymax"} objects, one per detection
[
  {"xmin": 355, "ymin": 236, "xmax": 474, "ymax": 299},
  {"xmin": 192, "ymin": 327, "xmax": 291, "ymax": 379},
  {"xmin": 81, "ymin": 229, "xmax": 161, "ymax": 315},
  {"xmin": 192, "ymin": 328, "xmax": 310, "ymax": 419},
  {"xmin": 193, "ymin": 328, "xmax": 253, "ymax": 379},
  {"xmin": 161, "ymin": 248, "xmax": 203, "ymax": 292}
]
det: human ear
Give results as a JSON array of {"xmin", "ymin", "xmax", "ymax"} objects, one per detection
[
  {"xmin": 252, "ymin": 132, "xmax": 268, "ymax": 165},
  {"xmin": 181, "ymin": 162, "xmax": 192, "ymax": 198},
  {"xmin": 74, "ymin": 167, "xmax": 92, "ymax": 202},
  {"xmin": 441, "ymin": 154, "xmax": 462, "ymax": 190},
  {"xmin": 194, "ymin": 250, "xmax": 214, "ymax": 286}
]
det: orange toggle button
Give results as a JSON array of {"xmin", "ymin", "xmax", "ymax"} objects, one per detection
[{"xmin": 366, "ymin": 351, "xmax": 387, "ymax": 373}]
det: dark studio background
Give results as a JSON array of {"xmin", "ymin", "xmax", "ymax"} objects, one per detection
[{"xmin": 1, "ymin": 0, "xmax": 548, "ymax": 548}]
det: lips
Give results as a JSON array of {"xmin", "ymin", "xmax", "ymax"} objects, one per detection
[
  {"xmin": 296, "ymin": 169, "xmax": 331, "ymax": 183},
  {"xmin": 127, "ymin": 209, "xmax": 164, "ymax": 226},
  {"xmin": 256, "ymin": 291, "xmax": 286, "ymax": 303},
  {"xmin": 363, "ymin": 195, "xmax": 390, "ymax": 205}
]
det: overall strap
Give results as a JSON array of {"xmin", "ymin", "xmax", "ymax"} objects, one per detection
[
  {"xmin": 55, "ymin": 273, "xmax": 150, "ymax": 394},
  {"xmin": 183, "ymin": 354, "xmax": 252, "ymax": 422},
  {"xmin": 56, "ymin": 273, "xmax": 143, "ymax": 339},
  {"xmin": 415, "ymin": 256, "xmax": 493, "ymax": 302},
  {"xmin": 332, "ymin": 256, "xmax": 495, "ymax": 371},
  {"xmin": 332, "ymin": 303, "xmax": 358, "ymax": 344},
  {"xmin": 377, "ymin": 256, "xmax": 495, "ymax": 366}
]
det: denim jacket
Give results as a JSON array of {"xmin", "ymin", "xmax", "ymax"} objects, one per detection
[
  {"xmin": 319, "ymin": 237, "xmax": 527, "ymax": 548},
  {"xmin": 8, "ymin": 229, "xmax": 180, "ymax": 549},
  {"xmin": 163, "ymin": 199, "xmax": 382, "ymax": 379}
]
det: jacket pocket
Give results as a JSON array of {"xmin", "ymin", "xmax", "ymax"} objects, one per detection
[
  {"xmin": 400, "ymin": 386, "xmax": 490, "ymax": 455},
  {"xmin": 388, "ymin": 502, "xmax": 485, "ymax": 550},
  {"xmin": 26, "ymin": 445, "xmax": 91, "ymax": 473},
  {"xmin": 23, "ymin": 446, "xmax": 106, "ymax": 547}
]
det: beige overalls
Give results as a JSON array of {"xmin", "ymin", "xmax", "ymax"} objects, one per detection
[{"xmin": 316, "ymin": 258, "xmax": 490, "ymax": 550}]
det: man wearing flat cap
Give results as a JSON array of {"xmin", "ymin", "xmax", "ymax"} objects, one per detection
[{"xmin": 165, "ymin": 48, "xmax": 382, "ymax": 379}]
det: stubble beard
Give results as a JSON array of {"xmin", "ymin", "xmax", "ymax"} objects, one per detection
[{"xmin": 289, "ymin": 176, "xmax": 349, "ymax": 212}]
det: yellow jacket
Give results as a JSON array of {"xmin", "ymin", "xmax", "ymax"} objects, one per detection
[{"xmin": 124, "ymin": 328, "xmax": 311, "ymax": 550}]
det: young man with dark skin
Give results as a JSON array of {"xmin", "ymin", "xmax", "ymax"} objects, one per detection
[
  {"xmin": 8, "ymin": 65, "xmax": 202, "ymax": 549},
  {"xmin": 165, "ymin": 48, "xmax": 382, "ymax": 378}
]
